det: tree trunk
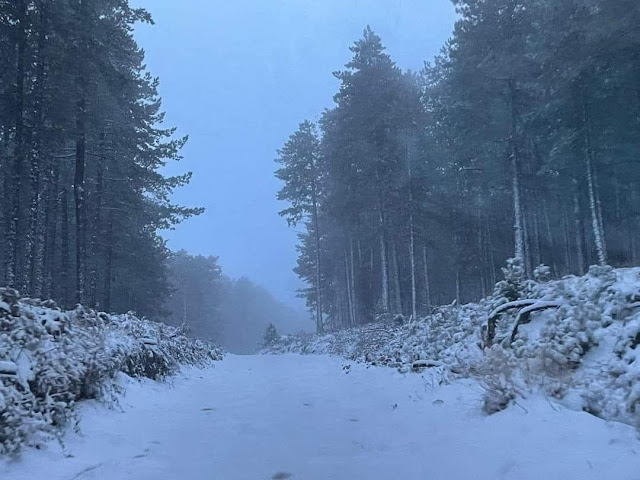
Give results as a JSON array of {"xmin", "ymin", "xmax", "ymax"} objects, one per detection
[
  {"xmin": 350, "ymin": 240, "xmax": 357, "ymax": 324},
  {"xmin": 344, "ymin": 249, "xmax": 354, "ymax": 327},
  {"xmin": 581, "ymin": 87, "xmax": 607, "ymax": 265},
  {"xmin": 88, "ymin": 163, "xmax": 103, "ymax": 308},
  {"xmin": 42, "ymin": 161, "xmax": 59, "ymax": 300},
  {"xmin": 6, "ymin": 0, "xmax": 27, "ymax": 288},
  {"xmin": 60, "ymin": 188, "xmax": 71, "ymax": 306},
  {"xmin": 379, "ymin": 210, "xmax": 389, "ymax": 313},
  {"xmin": 390, "ymin": 240, "xmax": 401, "ymax": 314},
  {"xmin": 509, "ymin": 80, "xmax": 525, "ymax": 270},
  {"xmin": 26, "ymin": 1, "xmax": 49, "ymax": 298},
  {"xmin": 573, "ymin": 184, "xmax": 586, "ymax": 276},
  {"xmin": 455, "ymin": 266, "xmax": 461, "ymax": 306},
  {"xmin": 104, "ymin": 216, "xmax": 113, "ymax": 313},
  {"xmin": 405, "ymin": 134, "xmax": 417, "ymax": 320},
  {"xmin": 422, "ymin": 245, "xmax": 431, "ymax": 311},
  {"xmin": 542, "ymin": 199, "xmax": 557, "ymax": 275},
  {"xmin": 311, "ymin": 186, "xmax": 323, "ymax": 334},
  {"xmin": 409, "ymin": 220, "xmax": 417, "ymax": 320},
  {"xmin": 74, "ymin": 88, "xmax": 87, "ymax": 304}
]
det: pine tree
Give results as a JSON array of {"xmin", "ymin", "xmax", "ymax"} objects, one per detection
[{"xmin": 275, "ymin": 121, "xmax": 325, "ymax": 333}]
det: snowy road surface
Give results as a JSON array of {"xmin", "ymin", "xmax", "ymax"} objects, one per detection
[{"xmin": 3, "ymin": 354, "xmax": 639, "ymax": 480}]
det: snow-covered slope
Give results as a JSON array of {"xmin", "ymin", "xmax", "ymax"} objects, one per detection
[
  {"xmin": 0, "ymin": 288, "xmax": 222, "ymax": 456},
  {"xmin": 3, "ymin": 355, "xmax": 638, "ymax": 480},
  {"xmin": 265, "ymin": 266, "xmax": 640, "ymax": 426}
]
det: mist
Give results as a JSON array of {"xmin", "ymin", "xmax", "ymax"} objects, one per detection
[{"xmin": 133, "ymin": 0, "xmax": 457, "ymax": 311}]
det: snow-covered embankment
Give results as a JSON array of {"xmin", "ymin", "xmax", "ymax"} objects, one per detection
[
  {"xmin": 0, "ymin": 288, "xmax": 222, "ymax": 455},
  {"xmin": 266, "ymin": 265, "xmax": 640, "ymax": 427}
]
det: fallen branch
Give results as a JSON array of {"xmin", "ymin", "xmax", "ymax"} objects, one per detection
[
  {"xmin": 510, "ymin": 301, "xmax": 561, "ymax": 343},
  {"xmin": 486, "ymin": 300, "xmax": 537, "ymax": 347}
]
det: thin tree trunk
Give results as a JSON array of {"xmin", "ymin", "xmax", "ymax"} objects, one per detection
[
  {"xmin": 379, "ymin": 210, "xmax": 389, "ymax": 313},
  {"xmin": 311, "ymin": 190, "xmax": 323, "ymax": 334},
  {"xmin": 344, "ymin": 248, "xmax": 353, "ymax": 327},
  {"xmin": 409, "ymin": 221, "xmax": 417, "ymax": 320},
  {"xmin": 422, "ymin": 245, "xmax": 431, "ymax": 311},
  {"xmin": 88, "ymin": 164, "xmax": 103, "ymax": 308},
  {"xmin": 573, "ymin": 184, "xmax": 586, "ymax": 276},
  {"xmin": 542, "ymin": 199, "xmax": 557, "ymax": 275},
  {"xmin": 74, "ymin": 0, "xmax": 89, "ymax": 304},
  {"xmin": 350, "ymin": 239, "xmax": 357, "ymax": 324},
  {"xmin": 509, "ymin": 80, "xmax": 525, "ymax": 270},
  {"xmin": 42, "ymin": 161, "xmax": 59, "ymax": 299},
  {"xmin": 523, "ymin": 202, "xmax": 532, "ymax": 277},
  {"xmin": 391, "ymin": 240, "xmax": 401, "ymax": 314},
  {"xmin": 74, "ymin": 87, "xmax": 87, "ymax": 304},
  {"xmin": 6, "ymin": 0, "xmax": 27, "ymax": 288},
  {"xmin": 60, "ymin": 188, "xmax": 71, "ymax": 306},
  {"xmin": 532, "ymin": 211, "xmax": 541, "ymax": 269},
  {"xmin": 405, "ymin": 134, "xmax": 417, "ymax": 320},
  {"xmin": 104, "ymin": 216, "xmax": 113, "ymax": 313},
  {"xmin": 26, "ymin": 2, "xmax": 49, "ymax": 298},
  {"xmin": 581, "ymin": 88, "xmax": 607, "ymax": 265}
]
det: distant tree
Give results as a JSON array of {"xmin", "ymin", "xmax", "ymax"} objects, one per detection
[
  {"xmin": 164, "ymin": 251, "xmax": 223, "ymax": 341},
  {"xmin": 263, "ymin": 323, "xmax": 279, "ymax": 346}
]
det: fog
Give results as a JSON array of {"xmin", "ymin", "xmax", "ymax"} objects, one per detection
[
  {"xmin": 3, "ymin": 0, "xmax": 640, "ymax": 475},
  {"xmin": 134, "ymin": 0, "xmax": 457, "ymax": 315}
]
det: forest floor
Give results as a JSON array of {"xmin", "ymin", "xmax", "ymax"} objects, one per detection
[{"xmin": 3, "ymin": 354, "xmax": 639, "ymax": 480}]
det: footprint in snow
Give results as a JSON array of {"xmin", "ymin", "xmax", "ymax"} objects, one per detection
[
  {"xmin": 71, "ymin": 463, "xmax": 103, "ymax": 479},
  {"xmin": 432, "ymin": 399, "xmax": 444, "ymax": 406},
  {"xmin": 201, "ymin": 407, "xmax": 216, "ymax": 412},
  {"xmin": 133, "ymin": 447, "xmax": 151, "ymax": 459},
  {"xmin": 272, "ymin": 472, "xmax": 293, "ymax": 479}
]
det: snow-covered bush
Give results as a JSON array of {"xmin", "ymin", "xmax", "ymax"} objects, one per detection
[
  {"xmin": 0, "ymin": 288, "xmax": 222, "ymax": 456},
  {"xmin": 475, "ymin": 348, "xmax": 519, "ymax": 414},
  {"xmin": 265, "ymin": 266, "xmax": 640, "ymax": 427}
]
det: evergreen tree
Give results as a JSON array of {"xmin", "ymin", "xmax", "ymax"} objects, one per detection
[
  {"xmin": 277, "ymin": 5, "xmax": 640, "ymax": 329},
  {"xmin": 0, "ymin": 0, "xmax": 202, "ymax": 318},
  {"xmin": 276, "ymin": 121, "xmax": 325, "ymax": 333}
]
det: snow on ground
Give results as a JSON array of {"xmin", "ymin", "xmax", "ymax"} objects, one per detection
[{"xmin": 3, "ymin": 354, "xmax": 638, "ymax": 480}]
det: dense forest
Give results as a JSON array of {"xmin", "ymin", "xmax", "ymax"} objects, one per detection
[
  {"xmin": 277, "ymin": 0, "xmax": 640, "ymax": 332},
  {"xmin": 0, "ymin": 0, "xmax": 305, "ymax": 349},
  {"xmin": 0, "ymin": 0, "xmax": 202, "ymax": 316}
]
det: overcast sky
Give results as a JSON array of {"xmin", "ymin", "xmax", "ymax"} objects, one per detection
[{"xmin": 134, "ymin": 0, "xmax": 457, "ymax": 309}]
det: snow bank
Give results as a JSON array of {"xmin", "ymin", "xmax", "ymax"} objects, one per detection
[
  {"xmin": 0, "ymin": 288, "xmax": 223, "ymax": 456},
  {"xmin": 265, "ymin": 264, "xmax": 640, "ymax": 427}
]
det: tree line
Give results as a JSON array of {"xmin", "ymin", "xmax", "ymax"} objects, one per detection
[
  {"xmin": 0, "ymin": 0, "xmax": 201, "ymax": 317},
  {"xmin": 165, "ymin": 250, "xmax": 307, "ymax": 352},
  {"xmin": 276, "ymin": 1, "xmax": 640, "ymax": 332}
]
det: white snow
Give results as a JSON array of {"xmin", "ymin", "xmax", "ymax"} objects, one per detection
[
  {"xmin": 3, "ymin": 354, "xmax": 638, "ymax": 480},
  {"xmin": 0, "ymin": 361, "xmax": 17, "ymax": 374},
  {"xmin": 488, "ymin": 299, "xmax": 537, "ymax": 320}
]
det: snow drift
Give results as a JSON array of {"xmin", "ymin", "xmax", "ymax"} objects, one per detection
[
  {"xmin": 0, "ymin": 288, "xmax": 223, "ymax": 456},
  {"xmin": 265, "ymin": 263, "xmax": 640, "ymax": 427}
]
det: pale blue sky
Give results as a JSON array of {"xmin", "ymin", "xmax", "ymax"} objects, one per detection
[{"xmin": 134, "ymin": 0, "xmax": 458, "ymax": 309}]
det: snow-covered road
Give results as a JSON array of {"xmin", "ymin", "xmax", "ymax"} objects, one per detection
[{"xmin": 3, "ymin": 354, "xmax": 639, "ymax": 480}]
